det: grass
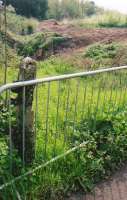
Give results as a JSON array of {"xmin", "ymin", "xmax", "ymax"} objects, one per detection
[
  {"xmin": 1, "ymin": 57, "xmax": 127, "ymax": 199},
  {"xmin": 29, "ymin": 70, "xmax": 127, "ymax": 199},
  {"xmin": 1, "ymin": 41, "xmax": 127, "ymax": 86},
  {"xmin": 1, "ymin": 9, "xmax": 127, "ymax": 197},
  {"xmin": 82, "ymin": 42, "xmax": 127, "ymax": 70},
  {"xmin": 0, "ymin": 7, "xmax": 39, "ymax": 79},
  {"xmin": 65, "ymin": 11, "xmax": 127, "ymax": 28},
  {"xmin": 1, "ymin": 7, "xmax": 38, "ymax": 35}
]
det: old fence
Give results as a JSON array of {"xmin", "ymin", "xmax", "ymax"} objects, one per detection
[{"xmin": 0, "ymin": 65, "xmax": 127, "ymax": 190}]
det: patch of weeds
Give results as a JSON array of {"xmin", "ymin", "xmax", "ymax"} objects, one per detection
[
  {"xmin": 84, "ymin": 43, "xmax": 120, "ymax": 61},
  {"xmin": 70, "ymin": 106, "xmax": 127, "ymax": 189},
  {"xmin": 19, "ymin": 32, "xmax": 67, "ymax": 57},
  {"xmin": 38, "ymin": 56, "xmax": 75, "ymax": 76}
]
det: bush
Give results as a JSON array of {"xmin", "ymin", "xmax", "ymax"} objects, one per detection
[
  {"xmin": 85, "ymin": 43, "xmax": 120, "ymax": 60},
  {"xmin": 27, "ymin": 25, "xmax": 34, "ymax": 35},
  {"xmin": 0, "ymin": 99, "xmax": 9, "ymax": 136},
  {"xmin": 70, "ymin": 105, "xmax": 127, "ymax": 189},
  {"xmin": 19, "ymin": 32, "xmax": 67, "ymax": 57}
]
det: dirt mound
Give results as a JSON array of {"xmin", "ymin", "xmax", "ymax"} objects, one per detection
[
  {"xmin": 37, "ymin": 19, "xmax": 60, "ymax": 32},
  {"xmin": 37, "ymin": 20, "xmax": 127, "ymax": 50}
]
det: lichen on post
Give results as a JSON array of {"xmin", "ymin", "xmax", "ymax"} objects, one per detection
[{"xmin": 11, "ymin": 57, "xmax": 37, "ymax": 166}]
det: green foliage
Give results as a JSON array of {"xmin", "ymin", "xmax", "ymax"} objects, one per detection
[
  {"xmin": 72, "ymin": 106, "xmax": 127, "ymax": 183},
  {"xmin": 47, "ymin": 0, "xmax": 102, "ymax": 20},
  {"xmin": 98, "ymin": 12, "xmax": 127, "ymax": 28},
  {"xmin": 6, "ymin": 0, "xmax": 48, "ymax": 19},
  {"xmin": 82, "ymin": 1, "xmax": 97, "ymax": 16},
  {"xmin": 71, "ymin": 11, "xmax": 127, "ymax": 28},
  {"xmin": 85, "ymin": 43, "xmax": 120, "ymax": 60},
  {"xmin": 1, "ymin": 59, "xmax": 127, "ymax": 199},
  {"xmin": 19, "ymin": 32, "xmax": 66, "ymax": 56},
  {"xmin": 0, "ymin": 34, "xmax": 20, "ymax": 84},
  {"xmin": 38, "ymin": 56, "xmax": 75, "ymax": 76},
  {"xmin": 47, "ymin": 0, "xmax": 62, "ymax": 20},
  {"xmin": 1, "ymin": 7, "xmax": 38, "ymax": 35},
  {"xmin": 82, "ymin": 42, "xmax": 127, "ymax": 69},
  {"xmin": 0, "ymin": 99, "xmax": 9, "ymax": 136},
  {"xmin": 1, "ymin": 23, "xmax": 127, "ymax": 199}
]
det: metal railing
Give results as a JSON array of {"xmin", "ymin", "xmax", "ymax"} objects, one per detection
[{"xmin": 0, "ymin": 66, "xmax": 127, "ymax": 191}]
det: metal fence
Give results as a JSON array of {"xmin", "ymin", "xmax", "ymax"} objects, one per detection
[{"xmin": 0, "ymin": 66, "xmax": 127, "ymax": 191}]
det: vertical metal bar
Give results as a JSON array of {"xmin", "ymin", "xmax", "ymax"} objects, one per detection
[
  {"xmin": 88, "ymin": 78, "xmax": 94, "ymax": 121},
  {"xmin": 107, "ymin": 72, "xmax": 114, "ymax": 114},
  {"xmin": 44, "ymin": 82, "xmax": 50, "ymax": 159},
  {"xmin": 93, "ymin": 76, "xmax": 102, "ymax": 130},
  {"xmin": 81, "ymin": 79, "xmax": 87, "ymax": 120},
  {"xmin": 54, "ymin": 81, "xmax": 61, "ymax": 156},
  {"xmin": 118, "ymin": 71, "xmax": 123, "ymax": 106},
  {"xmin": 72, "ymin": 80, "xmax": 80, "ymax": 134},
  {"xmin": 8, "ymin": 89, "xmax": 12, "ymax": 173},
  {"xmin": 101, "ymin": 72, "xmax": 108, "ymax": 114},
  {"xmin": 22, "ymin": 86, "xmax": 26, "ymax": 166},
  {"xmin": 98, "ymin": 73, "xmax": 106, "ymax": 117},
  {"xmin": 122, "ymin": 70, "xmax": 127, "ymax": 106},
  {"xmin": 35, "ymin": 84, "xmax": 38, "ymax": 158},
  {"xmin": 112, "ymin": 71, "xmax": 118, "ymax": 112},
  {"xmin": 64, "ymin": 80, "xmax": 70, "ymax": 144}
]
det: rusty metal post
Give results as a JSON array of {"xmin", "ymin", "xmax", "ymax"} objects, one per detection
[{"xmin": 12, "ymin": 57, "xmax": 37, "ymax": 166}]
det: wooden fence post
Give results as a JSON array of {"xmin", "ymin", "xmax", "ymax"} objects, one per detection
[{"xmin": 12, "ymin": 57, "xmax": 37, "ymax": 166}]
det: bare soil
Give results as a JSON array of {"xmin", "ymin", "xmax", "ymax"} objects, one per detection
[{"xmin": 38, "ymin": 20, "xmax": 127, "ymax": 52}]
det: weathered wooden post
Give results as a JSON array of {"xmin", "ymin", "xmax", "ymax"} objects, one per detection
[{"xmin": 12, "ymin": 57, "xmax": 37, "ymax": 166}]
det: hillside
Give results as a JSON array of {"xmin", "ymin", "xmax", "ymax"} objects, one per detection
[
  {"xmin": 1, "ymin": 8, "xmax": 127, "ymax": 67},
  {"xmin": 38, "ymin": 20, "xmax": 127, "ymax": 51},
  {"xmin": 1, "ymin": 5, "xmax": 127, "ymax": 200}
]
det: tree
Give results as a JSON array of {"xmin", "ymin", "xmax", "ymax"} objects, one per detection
[
  {"xmin": 47, "ymin": 0, "xmax": 61, "ymax": 20},
  {"xmin": 82, "ymin": 1, "xmax": 96, "ymax": 16},
  {"xmin": 6, "ymin": 0, "xmax": 48, "ymax": 19},
  {"xmin": 61, "ymin": 0, "xmax": 80, "ymax": 18},
  {"xmin": 47, "ymin": 0, "xmax": 81, "ymax": 20},
  {"xmin": 47, "ymin": 0, "xmax": 101, "ymax": 20}
]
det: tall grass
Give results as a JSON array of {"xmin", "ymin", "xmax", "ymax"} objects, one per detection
[
  {"xmin": 1, "ymin": 43, "xmax": 127, "ymax": 199},
  {"xmin": 65, "ymin": 11, "xmax": 127, "ymax": 28},
  {"xmin": 0, "ymin": 8, "xmax": 38, "ymax": 35},
  {"xmin": 1, "ymin": 61, "xmax": 127, "ymax": 199}
]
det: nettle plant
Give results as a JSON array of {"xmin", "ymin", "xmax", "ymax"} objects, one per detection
[{"xmin": 0, "ymin": 98, "xmax": 9, "ymax": 136}]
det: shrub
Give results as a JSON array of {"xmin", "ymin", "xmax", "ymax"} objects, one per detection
[
  {"xmin": 19, "ymin": 33, "xmax": 67, "ymax": 57},
  {"xmin": 85, "ymin": 43, "xmax": 120, "ymax": 60},
  {"xmin": 0, "ymin": 99, "xmax": 9, "ymax": 136},
  {"xmin": 27, "ymin": 25, "xmax": 34, "ymax": 35}
]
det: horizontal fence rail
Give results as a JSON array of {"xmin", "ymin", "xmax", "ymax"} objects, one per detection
[
  {"xmin": 0, "ymin": 66, "xmax": 127, "ymax": 196},
  {"xmin": 1, "ymin": 65, "xmax": 127, "ymax": 93}
]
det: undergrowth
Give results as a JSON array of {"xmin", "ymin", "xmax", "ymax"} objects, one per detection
[
  {"xmin": 68, "ymin": 11, "xmax": 127, "ymax": 28},
  {"xmin": 83, "ymin": 42, "xmax": 127, "ymax": 69},
  {"xmin": 1, "ymin": 13, "xmax": 127, "ymax": 197},
  {"xmin": 1, "ymin": 66, "xmax": 127, "ymax": 199},
  {"xmin": 1, "ymin": 7, "xmax": 38, "ymax": 35},
  {"xmin": 19, "ymin": 32, "xmax": 68, "ymax": 57}
]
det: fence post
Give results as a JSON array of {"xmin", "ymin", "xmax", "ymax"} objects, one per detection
[{"xmin": 12, "ymin": 57, "xmax": 37, "ymax": 166}]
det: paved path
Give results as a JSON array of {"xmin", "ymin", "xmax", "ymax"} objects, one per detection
[{"xmin": 66, "ymin": 165, "xmax": 127, "ymax": 200}]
